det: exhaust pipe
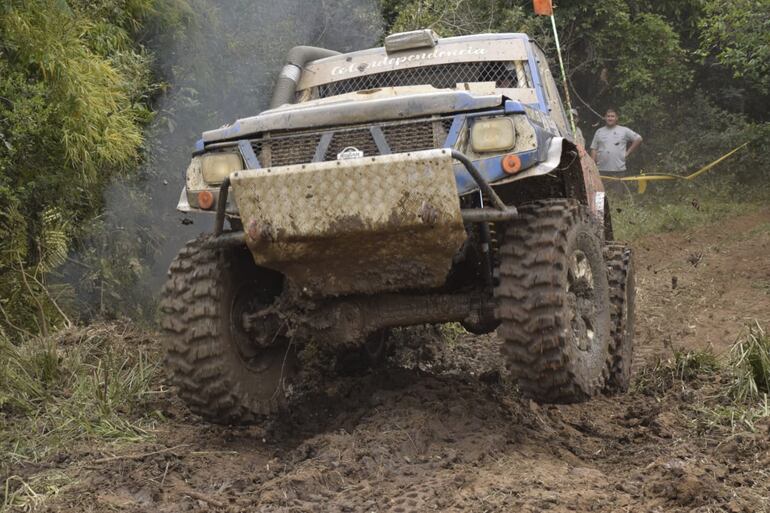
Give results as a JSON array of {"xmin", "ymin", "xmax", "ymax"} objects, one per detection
[{"xmin": 269, "ymin": 46, "xmax": 340, "ymax": 109}]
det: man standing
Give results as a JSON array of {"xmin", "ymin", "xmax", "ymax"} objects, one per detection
[{"xmin": 590, "ymin": 108, "xmax": 642, "ymax": 193}]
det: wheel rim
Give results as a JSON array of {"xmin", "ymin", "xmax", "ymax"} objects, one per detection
[
  {"xmin": 567, "ymin": 250, "xmax": 597, "ymax": 353},
  {"xmin": 229, "ymin": 280, "xmax": 290, "ymax": 374}
]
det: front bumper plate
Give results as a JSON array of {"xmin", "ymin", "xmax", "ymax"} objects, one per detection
[{"xmin": 230, "ymin": 149, "xmax": 466, "ymax": 296}]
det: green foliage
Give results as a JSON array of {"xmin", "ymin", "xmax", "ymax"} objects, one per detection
[
  {"xmin": 0, "ymin": 0, "xmax": 179, "ymax": 337},
  {"xmin": 1, "ymin": 0, "xmax": 150, "ymax": 177},
  {"xmin": 694, "ymin": 322, "xmax": 770, "ymax": 433},
  {"xmin": 387, "ymin": 0, "xmax": 533, "ymax": 36},
  {"xmin": 439, "ymin": 322, "xmax": 467, "ymax": 346},
  {"xmin": 700, "ymin": 0, "xmax": 770, "ymax": 94},
  {"xmin": 633, "ymin": 334, "xmax": 770, "ymax": 434},
  {"xmin": 0, "ymin": 199, "xmax": 72, "ymax": 338},
  {"xmin": 633, "ymin": 347, "xmax": 719, "ymax": 397},
  {"xmin": 611, "ymin": 13, "xmax": 691, "ymax": 99},
  {"xmin": 381, "ymin": 0, "xmax": 769, "ymax": 178},
  {"xmin": 673, "ymin": 348, "xmax": 720, "ymax": 381}
]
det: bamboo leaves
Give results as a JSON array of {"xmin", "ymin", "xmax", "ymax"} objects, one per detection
[{"xmin": 0, "ymin": 0, "xmax": 169, "ymax": 337}]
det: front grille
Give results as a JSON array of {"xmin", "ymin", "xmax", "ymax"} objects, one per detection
[
  {"xmin": 252, "ymin": 118, "xmax": 455, "ymax": 168},
  {"xmin": 316, "ymin": 61, "xmax": 517, "ymax": 99},
  {"xmin": 384, "ymin": 119, "xmax": 453, "ymax": 154},
  {"xmin": 324, "ymin": 127, "xmax": 380, "ymax": 161},
  {"xmin": 254, "ymin": 133, "xmax": 322, "ymax": 168}
]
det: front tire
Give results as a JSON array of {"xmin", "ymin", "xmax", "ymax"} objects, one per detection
[
  {"xmin": 160, "ymin": 236, "xmax": 295, "ymax": 425},
  {"xmin": 495, "ymin": 199, "xmax": 612, "ymax": 403}
]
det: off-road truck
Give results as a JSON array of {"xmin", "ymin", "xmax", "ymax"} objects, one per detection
[{"xmin": 161, "ymin": 30, "xmax": 635, "ymax": 424}]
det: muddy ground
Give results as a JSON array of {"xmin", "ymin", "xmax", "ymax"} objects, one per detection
[{"xmin": 7, "ymin": 210, "xmax": 770, "ymax": 512}]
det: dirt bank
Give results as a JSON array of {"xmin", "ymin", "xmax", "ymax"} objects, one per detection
[
  {"xmin": 635, "ymin": 208, "xmax": 770, "ymax": 362},
  {"xmin": 5, "ymin": 209, "xmax": 770, "ymax": 513}
]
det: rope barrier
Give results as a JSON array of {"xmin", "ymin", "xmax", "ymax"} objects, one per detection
[{"xmin": 600, "ymin": 142, "xmax": 751, "ymax": 194}]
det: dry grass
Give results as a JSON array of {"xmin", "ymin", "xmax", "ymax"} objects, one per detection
[
  {"xmin": 0, "ymin": 323, "xmax": 164, "ymax": 510},
  {"xmin": 728, "ymin": 322, "xmax": 770, "ymax": 401}
]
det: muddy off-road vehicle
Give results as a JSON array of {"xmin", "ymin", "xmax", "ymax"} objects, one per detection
[{"xmin": 162, "ymin": 30, "xmax": 635, "ymax": 424}]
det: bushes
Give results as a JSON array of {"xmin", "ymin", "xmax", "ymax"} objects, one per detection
[
  {"xmin": 0, "ymin": 0, "xmax": 152, "ymax": 179},
  {"xmin": 0, "ymin": 0, "xmax": 174, "ymax": 338}
]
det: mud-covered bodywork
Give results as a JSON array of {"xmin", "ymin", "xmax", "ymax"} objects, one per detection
[
  {"xmin": 178, "ymin": 32, "xmax": 606, "ymax": 297},
  {"xmin": 231, "ymin": 150, "xmax": 466, "ymax": 296}
]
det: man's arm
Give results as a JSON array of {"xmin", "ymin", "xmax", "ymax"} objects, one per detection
[
  {"xmin": 625, "ymin": 136, "xmax": 642, "ymax": 158},
  {"xmin": 589, "ymin": 131, "xmax": 600, "ymax": 162}
]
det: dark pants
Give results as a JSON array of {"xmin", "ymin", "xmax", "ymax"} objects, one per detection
[{"xmin": 601, "ymin": 170, "xmax": 633, "ymax": 195}]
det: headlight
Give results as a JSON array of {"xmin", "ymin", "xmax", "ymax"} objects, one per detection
[
  {"xmin": 201, "ymin": 153, "xmax": 243, "ymax": 184},
  {"xmin": 470, "ymin": 117, "xmax": 516, "ymax": 153}
]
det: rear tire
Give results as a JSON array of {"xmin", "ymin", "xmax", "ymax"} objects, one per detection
[
  {"xmin": 160, "ymin": 236, "xmax": 295, "ymax": 425},
  {"xmin": 603, "ymin": 243, "xmax": 635, "ymax": 392},
  {"xmin": 495, "ymin": 199, "xmax": 611, "ymax": 403}
]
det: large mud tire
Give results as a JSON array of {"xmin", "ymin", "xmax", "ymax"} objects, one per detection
[
  {"xmin": 160, "ymin": 236, "xmax": 294, "ymax": 425},
  {"xmin": 495, "ymin": 199, "xmax": 611, "ymax": 403},
  {"xmin": 604, "ymin": 243, "xmax": 635, "ymax": 393}
]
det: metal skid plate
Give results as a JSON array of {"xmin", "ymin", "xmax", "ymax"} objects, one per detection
[{"xmin": 230, "ymin": 149, "xmax": 466, "ymax": 297}]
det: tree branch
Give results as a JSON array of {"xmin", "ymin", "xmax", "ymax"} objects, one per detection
[
  {"xmin": 28, "ymin": 266, "xmax": 72, "ymax": 328},
  {"xmin": 17, "ymin": 257, "xmax": 48, "ymax": 337}
]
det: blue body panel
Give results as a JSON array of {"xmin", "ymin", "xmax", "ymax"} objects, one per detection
[
  {"xmin": 453, "ymin": 150, "xmax": 539, "ymax": 194},
  {"xmin": 443, "ymin": 98, "xmax": 555, "ymax": 195}
]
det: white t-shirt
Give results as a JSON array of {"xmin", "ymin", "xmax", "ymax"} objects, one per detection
[{"xmin": 590, "ymin": 125, "xmax": 641, "ymax": 172}]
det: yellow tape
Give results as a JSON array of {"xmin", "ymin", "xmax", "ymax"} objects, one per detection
[{"xmin": 600, "ymin": 141, "xmax": 750, "ymax": 194}]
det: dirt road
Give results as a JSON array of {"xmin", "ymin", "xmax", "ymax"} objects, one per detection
[{"xmin": 19, "ymin": 210, "xmax": 770, "ymax": 513}]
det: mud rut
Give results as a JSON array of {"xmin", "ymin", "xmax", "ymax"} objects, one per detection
[{"xmin": 28, "ymin": 211, "xmax": 770, "ymax": 513}]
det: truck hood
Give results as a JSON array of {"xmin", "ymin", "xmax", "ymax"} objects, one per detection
[{"xmin": 202, "ymin": 90, "xmax": 505, "ymax": 143}]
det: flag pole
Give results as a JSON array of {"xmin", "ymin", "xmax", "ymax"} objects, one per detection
[{"xmin": 548, "ymin": 11, "xmax": 576, "ymax": 136}]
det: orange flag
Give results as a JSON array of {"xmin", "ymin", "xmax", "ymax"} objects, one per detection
[{"xmin": 533, "ymin": 0, "xmax": 553, "ymax": 15}]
